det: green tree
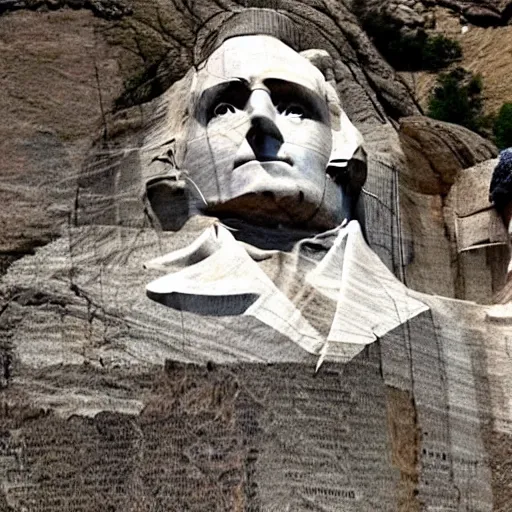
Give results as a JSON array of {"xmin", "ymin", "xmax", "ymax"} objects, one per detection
[
  {"xmin": 494, "ymin": 103, "xmax": 512, "ymax": 149},
  {"xmin": 422, "ymin": 35, "xmax": 462, "ymax": 71},
  {"xmin": 427, "ymin": 68, "xmax": 485, "ymax": 133},
  {"xmin": 360, "ymin": 12, "xmax": 461, "ymax": 72}
]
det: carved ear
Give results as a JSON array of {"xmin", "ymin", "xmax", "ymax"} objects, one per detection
[
  {"xmin": 300, "ymin": 49, "xmax": 368, "ymax": 225},
  {"xmin": 142, "ymin": 139, "xmax": 191, "ymax": 231},
  {"xmin": 328, "ymin": 89, "xmax": 364, "ymax": 160},
  {"xmin": 328, "ymin": 110, "xmax": 367, "ymax": 224},
  {"xmin": 299, "ymin": 49, "xmax": 364, "ymax": 161},
  {"xmin": 328, "ymin": 141, "xmax": 368, "ymax": 230},
  {"xmin": 322, "ymin": 78, "xmax": 366, "ymax": 196}
]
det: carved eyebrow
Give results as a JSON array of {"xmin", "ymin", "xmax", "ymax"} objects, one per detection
[
  {"xmin": 196, "ymin": 79, "xmax": 250, "ymax": 124},
  {"xmin": 194, "ymin": 78, "xmax": 329, "ymax": 124},
  {"xmin": 264, "ymin": 79, "xmax": 329, "ymax": 123}
]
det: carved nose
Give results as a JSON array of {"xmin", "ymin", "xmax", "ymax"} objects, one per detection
[{"xmin": 247, "ymin": 89, "xmax": 283, "ymax": 143}]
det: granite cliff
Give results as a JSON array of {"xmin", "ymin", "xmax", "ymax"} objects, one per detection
[{"xmin": 1, "ymin": 1, "xmax": 511, "ymax": 511}]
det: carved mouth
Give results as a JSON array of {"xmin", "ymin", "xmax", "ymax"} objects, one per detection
[
  {"xmin": 206, "ymin": 192, "xmax": 311, "ymax": 228},
  {"xmin": 233, "ymin": 155, "xmax": 293, "ymax": 169}
]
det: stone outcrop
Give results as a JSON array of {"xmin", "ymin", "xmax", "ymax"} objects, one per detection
[
  {"xmin": 398, "ymin": 116, "xmax": 501, "ymax": 300},
  {"xmin": 399, "ymin": 116, "xmax": 497, "ymax": 196},
  {"xmin": 0, "ymin": 0, "xmax": 423, "ymax": 266},
  {"xmin": 0, "ymin": 0, "xmax": 132, "ymax": 19},
  {"xmin": 358, "ymin": 0, "xmax": 512, "ymax": 27}
]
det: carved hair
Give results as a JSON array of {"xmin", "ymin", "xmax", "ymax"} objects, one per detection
[{"xmin": 195, "ymin": 9, "xmax": 310, "ymax": 65}]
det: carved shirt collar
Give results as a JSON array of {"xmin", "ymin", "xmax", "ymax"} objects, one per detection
[{"xmin": 145, "ymin": 221, "xmax": 428, "ymax": 368}]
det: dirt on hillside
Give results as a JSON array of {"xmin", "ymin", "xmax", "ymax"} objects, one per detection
[{"xmin": 403, "ymin": 6, "xmax": 512, "ymax": 115}]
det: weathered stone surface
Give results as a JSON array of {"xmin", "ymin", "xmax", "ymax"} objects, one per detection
[
  {"xmin": 1, "ymin": 227, "xmax": 508, "ymax": 509},
  {"xmin": 0, "ymin": 0, "xmax": 422, "ymax": 263},
  {"xmin": 0, "ymin": 1, "xmax": 511, "ymax": 511},
  {"xmin": 358, "ymin": 0, "xmax": 512, "ymax": 27},
  {"xmin": 444, "ymin": 158, "xmax": 509, "ymax": 302},
  {"xmin": 0, "ymin": 9, "xmax": 125, "ymax": 258},
  {"xmin": 397, "ymin": 118, "xmax": 499, "ymax": 299},
  {"xmin": 399, "ymin": 116, "xmax": 497, "ymax": 196},
  {"xmin": 0, "ymin": 0, "xmax": 132, "ymax": 19}
]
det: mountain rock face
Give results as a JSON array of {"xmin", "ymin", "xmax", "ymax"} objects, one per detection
[
  {"xmin": 0, "ymin": 0, "xmax": 422, "ymax": 260},
  {"xmin": 355, "ymin": 0, "xmax": 512, "ymax": 115},
  {"xmin": 1, "ymin": 1, "xmax": 511, "ymax": 511},
  {"xmin": 358, "ymin": 0, "xmax": 512, "ymax": 27}
]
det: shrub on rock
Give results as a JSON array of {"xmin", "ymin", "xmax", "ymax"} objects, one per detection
[
  {"xmin": 427, "ymin": 68, "xmax": 485, "ymax": 133},
  {"xmin": 494, "ymin": 103, "xmax": 512, "ymax": 150},
  {"xmin": 360, "ymin": 12, "xmax": 461, "ymax": 71}
]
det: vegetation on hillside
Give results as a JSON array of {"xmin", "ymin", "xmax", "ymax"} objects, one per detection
[
  {"xmin": 427, "ymin": 68, "xmax": 486, "ymax": 133},
  {"xmin": 494, "ymin": 103, "xmax": 512, "ymax": 149},
  {"xmin": 426, "ymin": 68, "xmax": 512, "ymax": 148},
  {"xmin": 359, "ymin": 12, "xmax": 462, "ymax": 71},
  {"xmin": 356, "ymin": 6, "xmax": 510, "ymax": 147}
]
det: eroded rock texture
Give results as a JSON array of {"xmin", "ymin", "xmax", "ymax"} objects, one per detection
[
  {"xmin": 0, "ymin": 0, "xmax": 424, "ymax": 259},
  {"xmin": 0, "ymin": 0, "xmax": 511, "ymax": 510},
  {"xmin": 357, "ymin": 0, "xmax": 512, "ymax": 27}
]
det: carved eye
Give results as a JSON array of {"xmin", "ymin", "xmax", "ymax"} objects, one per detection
[
  {"xmin": 277, "ymin": 103, "xmax": 305, "ymax": 119},
  {"xmin": 213, "ymin": 102, "xmax": 237, "ymax": 117}
]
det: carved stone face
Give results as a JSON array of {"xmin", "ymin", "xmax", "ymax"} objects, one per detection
[{"xmin": 182, "ymin": 35, "xmax": 344, "ymax": 229}]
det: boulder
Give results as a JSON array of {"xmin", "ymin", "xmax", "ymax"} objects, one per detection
[
  {"xmin": 392, "ymin": 3, "xmax": 426, "ymax": 25},
  {"xmin": 399, "ymin": 116, "xmax": 497, "ymax": 195},
  {"xmin": 463, "ymin": 5, "xmax": 503, "ymax": 26}
]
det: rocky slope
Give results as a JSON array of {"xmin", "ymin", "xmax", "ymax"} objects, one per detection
[
  {"xmin": 413, "ymin": 6, "xmax": 512, "ymax": 114},
  {"xmin": 355, "ymin": 0, "xmax": 512, "ymax": 115}
]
